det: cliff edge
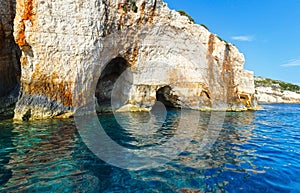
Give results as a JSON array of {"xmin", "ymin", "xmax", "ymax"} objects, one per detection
[{"xmin": 1, "ymin": 0, "xmax": 259, "ymax": 120}]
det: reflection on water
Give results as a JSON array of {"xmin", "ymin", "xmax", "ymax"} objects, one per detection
[
  {"xmin": 0, "ymin": 104, "xmax": 300, "ymax": 192},
  {"xmin": 0, "ymin": 121, "xmax": 13, "ymax": 186},
  {"xmin": 104, "ymin": 109, "xmax": 180, "ymax": 148},
  {"xmin": 174, "ymin": 111, "xmax": 257, "ymax": 169},
  {"xmin": 0, "ymin": 120, "xmax": 101, "ymax": 192}
]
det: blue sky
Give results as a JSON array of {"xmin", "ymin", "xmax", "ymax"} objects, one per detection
[{"xmin": 164, "ymin": 0, "xmax": 300, "ymax": 85}]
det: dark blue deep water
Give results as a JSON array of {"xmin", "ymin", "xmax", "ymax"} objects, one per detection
[{"xmin": 0, "ymin": 104, "xmax": 300, "ymax": 192}]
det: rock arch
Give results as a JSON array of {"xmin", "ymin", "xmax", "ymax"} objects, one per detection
[{"xmin": 10, "ymin": 0, "xmax": 258, "ymax": 120}]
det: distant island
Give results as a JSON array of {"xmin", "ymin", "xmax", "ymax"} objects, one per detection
[{"xmin": 255, "ymin": 76, "xmax": 300, "ymax": 104}]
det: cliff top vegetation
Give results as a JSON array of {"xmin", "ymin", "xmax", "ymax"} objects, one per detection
[{"xmin": 255, "ymin": 76, "xmax": 300, "ymax": 94}]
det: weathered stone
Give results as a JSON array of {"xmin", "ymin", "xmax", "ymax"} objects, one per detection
[
  {"xmin": 256, "ymin": 86, "xmax": 300, "ymax": 104},
  {"xmin": 255, "ymin": 77, "xmax": 300, "ymax": 104},
  {"xmin": 10, "ymin": 0, "xmax": 258, "ymax": 120},
  {"xmin": 0, "ymin": 0, "xmax": 21, "ymax": 118}
]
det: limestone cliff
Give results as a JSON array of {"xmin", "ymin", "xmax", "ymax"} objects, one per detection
[
  {"xmin": 0, "ymin": 0, "xmax": 21, "ymax": 117},
  {"xmin": 255, "ymin": 76, "xmax": 300, "ymax": 104},
  {"xmin": 8, "ymin": 0, "xmax": 257, "ymax": 120}
]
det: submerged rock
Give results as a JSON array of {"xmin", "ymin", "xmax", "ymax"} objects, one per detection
[{"xmin": 6, "ymin": 0, "xmax": 258, "ymax": 120}]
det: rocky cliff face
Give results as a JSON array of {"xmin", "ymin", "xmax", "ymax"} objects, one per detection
[
  {"xmin": 255, "ymin": 77, "xmax": 300, "ymax": 104},
  {"xmin": 0, "ymin": 0, "xmax": 21, "ymax": 117},
  {"xmin": 7, "ymin": 0, "xmax": 257, "ymax": 120}
]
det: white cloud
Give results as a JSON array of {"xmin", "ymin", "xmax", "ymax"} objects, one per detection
[
  {"xmin": 281, "ymin": 59, "xmax": 300, "ymax": 67},
  {"xmin": 231, "ymin": 35, "xmax": 254, "ymax": 42}
]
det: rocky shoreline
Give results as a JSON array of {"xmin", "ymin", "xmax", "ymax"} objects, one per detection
[
  {"xmin": 0, "ymin": 0, "xmax": 262, "ymax": 120},
  {"xmin": 255, "ymin": 76, "xmax": 300, "ymax": 104},
  {"xmin": 4, "ymin": 1, "xmax": 298, "ymax": 120}
]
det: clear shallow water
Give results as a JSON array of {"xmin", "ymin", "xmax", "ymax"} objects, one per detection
[{"xmin": 0, "ymin": 104, "xmax": 299, "ymax": 192}]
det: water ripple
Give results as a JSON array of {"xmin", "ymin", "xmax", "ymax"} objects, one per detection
[{"xmin": 0, "ymin": 104, "xmax": 299, "ymax": 192}]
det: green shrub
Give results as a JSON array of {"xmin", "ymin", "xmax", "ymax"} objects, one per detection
[
  {"xmin": 132, "ymin": 4, "xmax": 138, "ymax": 13},
  {"xmin": 122, "ymin": 0, "xmax": 138, "ymax": 13},
  {"xmin": 255, "ymin": 77, "xmax": 300, "ymax": 93},
  {"xmin": 279, "ymin": 82, "xmax": 300, "ymax": 93},
  {"xmin": 129, "ymin": 0, "xmax": 138, "ymax": 13},
  {"xmin": 177, "ymin": 10, "xmax": 195, "ymax": 23},
  {"xmin": 200, "ymin": 24, "xmax": 209, "ymax": 30},
  {"xmin": 217, "ymin": 35, "xmax": 228, "ymax": 44},
  {"xmin": 123, "ymin": 6, "xmax": 127, "ymax": 13}
]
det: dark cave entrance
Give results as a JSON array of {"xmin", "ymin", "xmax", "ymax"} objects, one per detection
[
  {"xmin": 0, "ymin": 1, "xmax": 21, "ymax": 118},
  {"xmin": 95, "ymin": 57, "xmax": 129, "ymax": 113},
  {"xmin": 156, "ymin": 86, "xmax": 180, "ymax": 109}
]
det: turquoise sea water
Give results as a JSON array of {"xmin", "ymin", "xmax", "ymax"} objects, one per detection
[{"xmin": 0, "ymin": 104, "xmax": 300, "ymax": 192}]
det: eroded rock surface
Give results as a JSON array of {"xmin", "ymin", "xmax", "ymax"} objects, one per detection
[
  {"xmin": 10, "ymin": 0, "xmax": 258, "ymax": 120},
  {"xmin": 256, "ymin": 87, "xmax": 300, "ymax": 104},
  {"xmin": 0, "ymin": 0, "xmax": 21, "ymax": 118}
]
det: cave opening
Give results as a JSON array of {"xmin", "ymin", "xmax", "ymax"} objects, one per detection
[
  {"xmin": 95, "ymin": 57, "xmax": 129, "ymax": 113},
  {"xmin": 156, "ymin": 86, "xmax": 180, "ymax": 109},
  {"xmin": 0, "ymin": 0, "xmax": 21, "ymax": 118}
]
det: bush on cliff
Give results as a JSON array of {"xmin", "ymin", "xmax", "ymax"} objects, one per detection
[
  {"xmin": 255, "ymin": 77, "xmax": 300, "ymax": 94},
  {"xmin": 177, "ymin": 10, "xmax": 195, "ymax": 23}
]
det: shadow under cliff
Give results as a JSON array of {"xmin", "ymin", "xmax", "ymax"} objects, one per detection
[{"xmin": 0, "ymin": 0, "xmax": 21, "ymax": 119}]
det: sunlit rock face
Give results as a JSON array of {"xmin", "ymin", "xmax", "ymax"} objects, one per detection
[
  {"xmin": 254, "ymin": 77, "xmax": 300, "ymax": 104},
  {"xmin": 11, "ymin": 0, "xmax": 257, "ymax": 120},
  {"xmin": 256, "ymin": 87, "xmax": 300, "ymax": 104},
  {"xmin": 0, "ymin": 0, "xmax": 21, "ymax": 116}
]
